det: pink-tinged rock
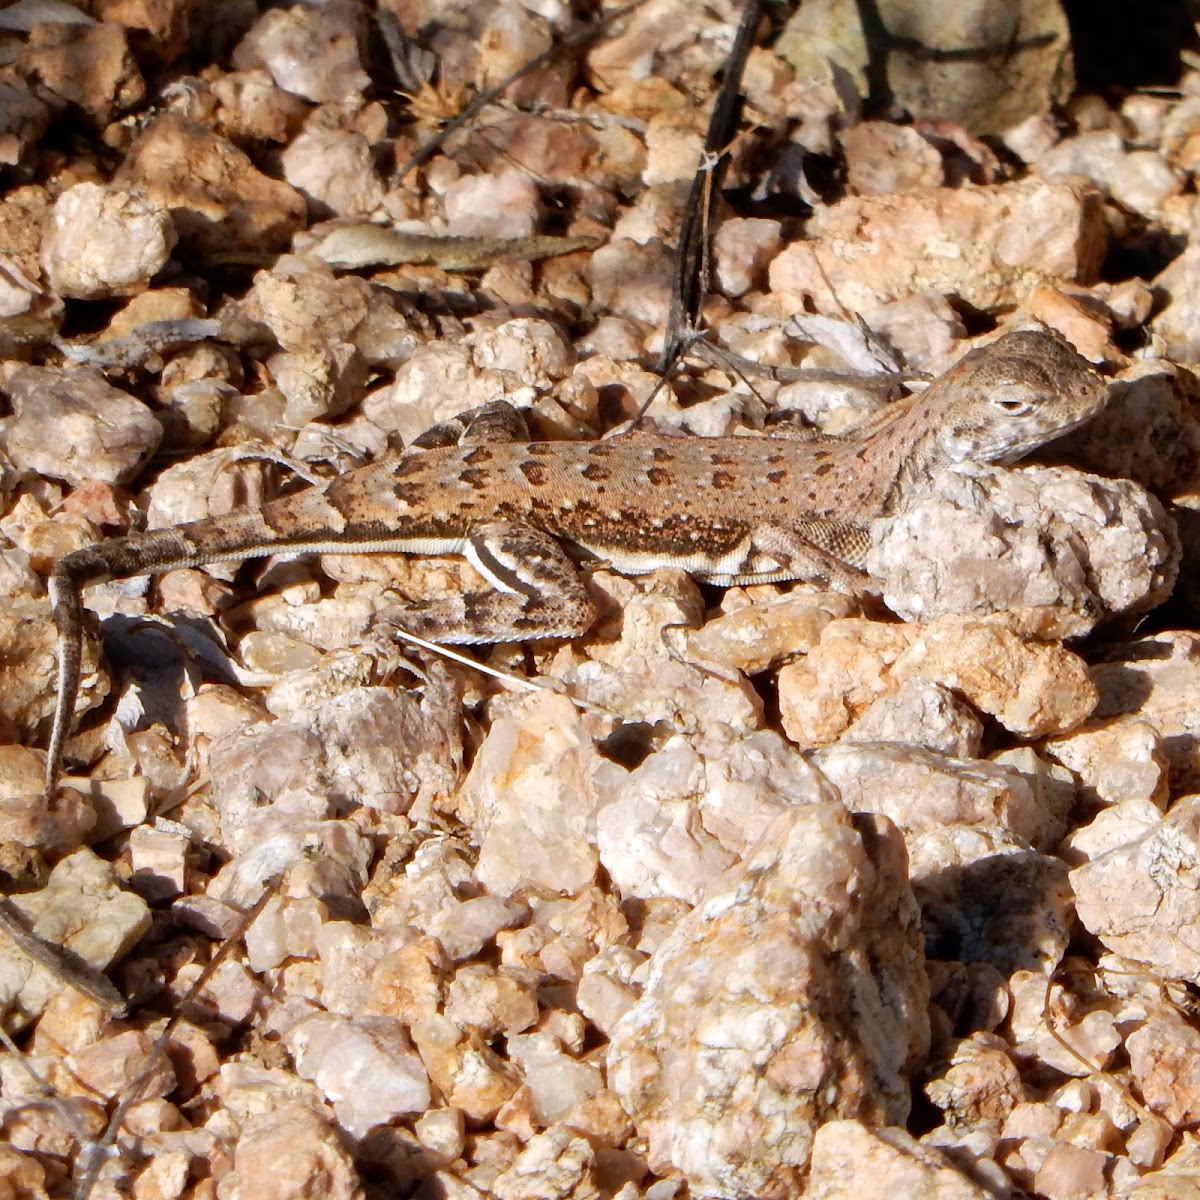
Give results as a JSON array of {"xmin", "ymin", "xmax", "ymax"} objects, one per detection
[
  {"xmin": 813, "ymin": 742, "xmax": 1051, "ymax": 846},
  {"xmin": 42, "ymin": 182, "xmax": 176, "ymax": 300},
  {"xmin": 445, "ymin": 170, "xmax": 542, "ymax": 240},
  {"xmin": 1071, "ymin": 795, "xmax": 1200, "ymax": 979},
  {"xmin": 285, "ymin": 1012, "xmax": 431, "ymax": 1137},
  {"xmin": 281, "ymin": 128, "xmax": 384, "ymax": 221},
  {"xmin": 4, "ymin": 364, "xmax": 161, "ymax": 487},
  {"xmin": 506, "ymin": 1030, "xmax": 604, "ymax": 1126},
  {"xmin": 608, "ymin": 803, "xmax": 928, "ymax": 1198},
  {"xmin": 871, "ymin": 466, "xmax": 1179, "ymax": 639},
  {"xmin": 459, "ymin": 691, "xmax": 612, "ymax": 897},
  {"xmin": 220, "ymin": 1099, "xmax": 361, "ymax": 1200},
  {"xmin": 232, "ymin": 4, "xmax": 369, "ymax": 104},
  {"xmin": 64, "ymin": 1028, "xmax": 174, "ymax": 1102},
  {"xmin": 1032, "ymin": 1141, "xmax": 1111, "ymax": 1200}
]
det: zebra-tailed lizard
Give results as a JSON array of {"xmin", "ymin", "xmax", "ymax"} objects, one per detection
[{"xmin": 43, "ymin": 329, "xmax": 1107, "ymax": 797}]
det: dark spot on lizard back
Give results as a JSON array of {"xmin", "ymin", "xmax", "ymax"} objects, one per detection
[
  {"xmin": 646, "ymin": 466, "xmax": 672, "ymax": 486},
  {"xmin": 581, "ymin": 461, "xmax": 611, "ymax": 482},
  {"xmin": 463, "ymin": 447, "xmax": 493, "ymax": 465},
  {"xmin": 459, "ymin": 468, "xmax": 491, "ymax": 490},
  {"xmin": 652, "ymin": 446, "xmax": 675, "ymax": 463},
  {"xmin": 767, "ymin": 470, "xmax": 787, "ymax": 484},
  {"xmin": 711, "ymin": 470, "xmax": 735, "ymax": 489},
  {"xmin": 520, "ymin": 461, "xmax": 547, "ymax": 486},
  {"xmin": 814, "ymin": 462, "xmax": 834, "ymax": 476}
]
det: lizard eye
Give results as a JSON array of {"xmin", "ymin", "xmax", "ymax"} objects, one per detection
[{"xmin": 991, "ymin": 385, "xmax": 1035, "ymax": 416}]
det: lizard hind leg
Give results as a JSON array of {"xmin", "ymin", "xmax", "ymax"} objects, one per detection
[
  {"xmin": 409, "ymin": 400, "xmax": 531, "ymax": 451},
  {"xmin": 378, "ymin": 520, "xmax": 598, "ymax": 645}
]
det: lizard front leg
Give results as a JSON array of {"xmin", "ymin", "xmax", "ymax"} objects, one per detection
[
  {"xmin": 749, "ymin": 522, "xmax": 875, "ymax": 594},
  {"xmin": 377, "ymin": 520, "xmax": 598, "ymax": 644}
]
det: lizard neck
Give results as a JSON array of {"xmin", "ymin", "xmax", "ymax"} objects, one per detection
[{"xmin": 832, "ymin": 392, "xmax": 955, "ymax": 519}]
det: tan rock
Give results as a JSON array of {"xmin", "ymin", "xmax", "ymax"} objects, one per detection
[
  {"xmin": 359, "ymin": 934, "xmax": 448, "ymax": 1026},
  {"xmin": 1119, "ymin": 1137, "xmax": 1200, "ymax": 1199},
  {"xmin": 804, "ymin": 1121, "xmax": 995, "ymax": 1199},
  {"xmin": 685, "ymin": 588, "xmax": 859, "ymax": 675},
  {"xmin": 64, "ymin": 1028, "xmax": 174, "ymax": 1102},
  {"xmin": 777, "ymin": 617, "xmax": 903, "ymax": 745},
  {"xmin": 840, "ymin": 122, "xmax": 944, "ymax": 194},
  {"xmin": 588, "ymin": 238, "xmax": 675, "ymax": 328},
  {"xmin": 474, "ymin": 2, "xmax": 567, "ymax": 107},
  {"xmin": 116, "ymin": 114, "xmax": 305, "ymax": 258},
  {"xmin": 0, "ymin": 1145, "xmax": 48, "ymax": 1200},
  {"xmin": 1091, "ymin": 632, "xmax": 1200, "ymax": 793},
  {"xmin": 220, "ymin": 1099, "xmax": 361, "ymax": 1200},
  {"xmin": 128, "ymin": 823, "xmax": 188, "ymax": 902},
  {"xmin": 443, "ymin": 965, "xmax": 539, "ymax": 1039},
  {"xmin": 643, "ymin": 111, "xmax": 706, "ymax": 186},
  {"xmin": 410, "ymin": 1014, "xmax": 520, "ymax": 1123},
  {"xmin": 0, "ymin": 79, "xmax": 48, "ymax": 167},
  {"xmin": 712, "ymin": 216, "xmax": 783, "ymax": 297},
  {"xmin": 491, "ymin": 1125, "xmax": 600, "ymax": 1200},
  {"xmin": 280, "ymin": 127, "xmax": 384, "ymax": 221},
  {"xmin": 0, "ymin": 745, "xmax": 96, "ymax": 855},
  {"xmin": 608, "ymin": 803, "xmax": 928, "ymax": 1197},
  {"xmin": 19, "ymin": 21, "xmax": 144, "ymax": 124},
  {"xmin": 924, "ymin": 1033, "xmax": 1026, "ymax": 1134},
  {"xmin": 890, "ymin": 617, "xmax": 1097, "ymax": 737},
  {"xmin": 1061, "ymin": 357, "xmax": 1200, "ymax": 497},
  {"xmin": 1007, "ymin": 970, "xmax": 1122, "ymax": 1077},
  {"xmin": 769, "ymin": 179, "xmax": 1106, "ymax": 313},
  {"xmin": 97, "ymin": 0, "xmax": 190, "ymax": 63},
  {"xmin": 1033, "ymin": 1141, "xmax": 1111, "ymax": 1200},
  {"xmin": 840, "ymin": 679, "xmax": 983, "ymax": 757},
  {"xmin": 0, "ymin": 847, "xmax": 149, "ymax": 1030},
  {"xmin": 1043, "ymin": 717, "xmax": 1169, "ymax": 813},
  {"xmin": 780, "ymin": 615, "xmax": 1096, "ymax": 746}
]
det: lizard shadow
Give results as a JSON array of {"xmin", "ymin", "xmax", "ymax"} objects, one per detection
[{"xmin": 96, "ymin": 611, "xmax": 240, "ymax": 742}]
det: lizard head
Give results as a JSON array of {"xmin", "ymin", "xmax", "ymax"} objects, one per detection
[{"xmin": 935, "ymin": 330, "xmax": 1109, "ymax": 465}]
